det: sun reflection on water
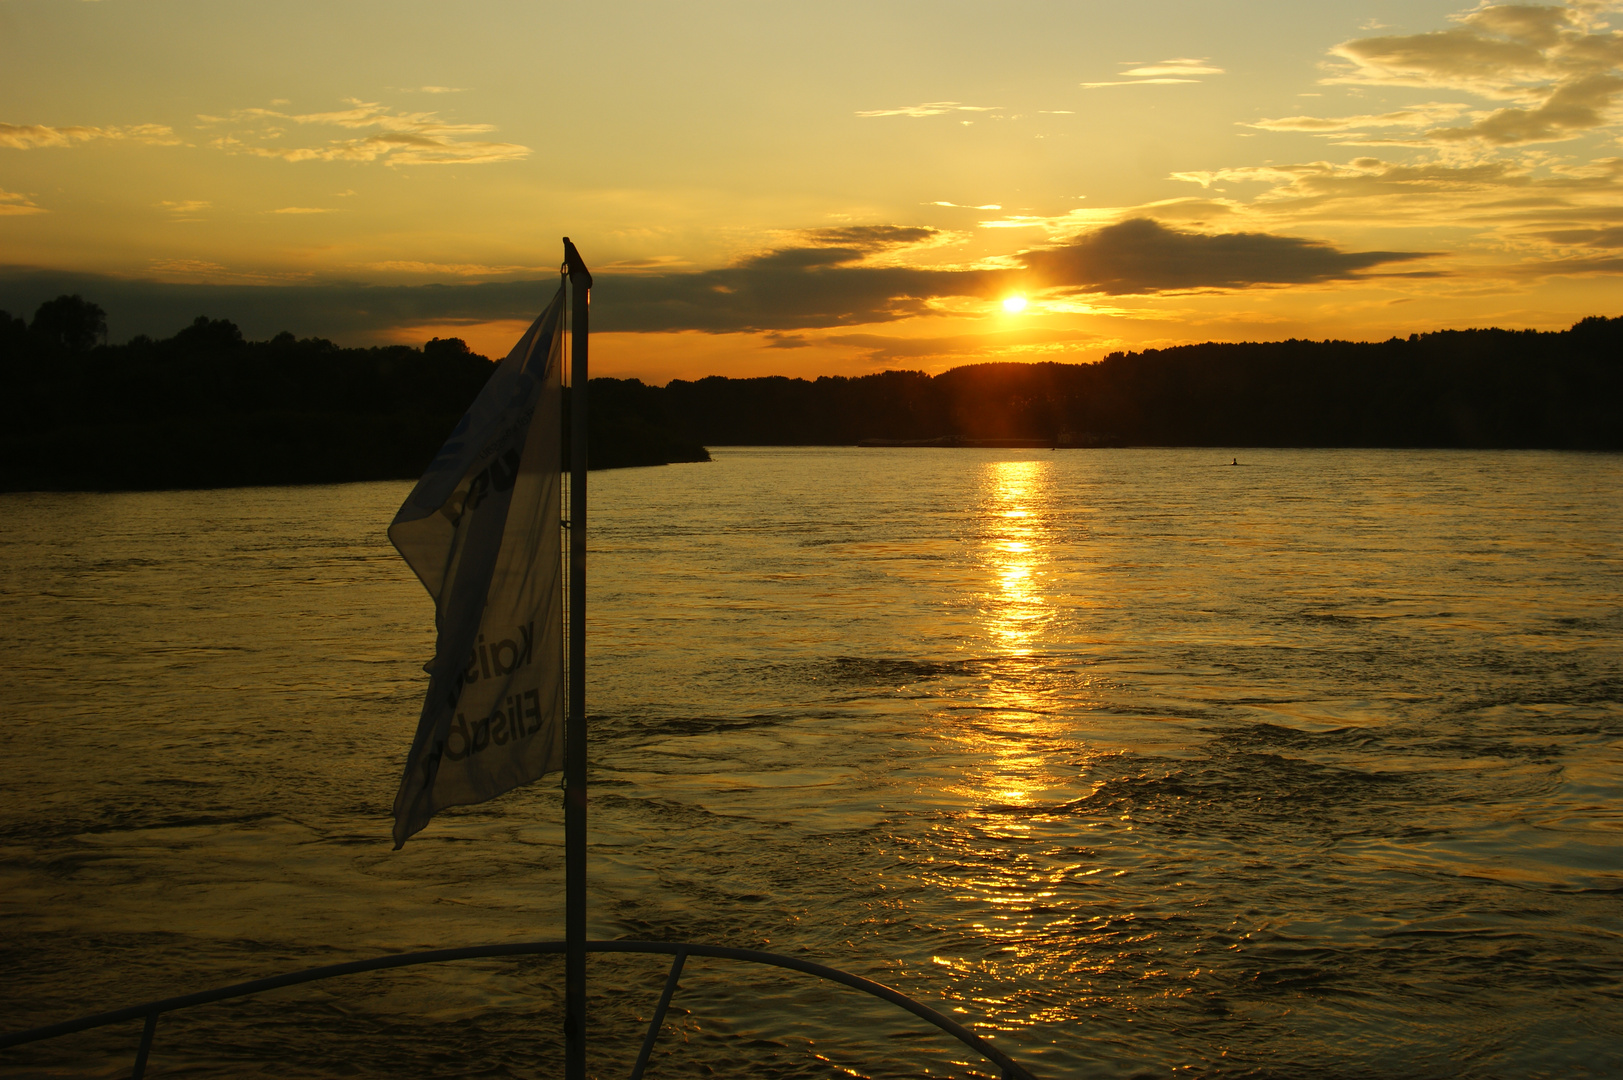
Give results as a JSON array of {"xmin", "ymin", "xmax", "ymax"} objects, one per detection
[
  {"xmin": 937, "ymin": 457, "xmax": 1078, "ymax": 841},
  {"xmin": 981, "ymin": 459, "xmax": 1053, "ymax": 657}
]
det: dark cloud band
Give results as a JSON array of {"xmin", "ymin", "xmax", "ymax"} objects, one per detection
[
  {"xmin": 1023, "ymin": 218, "xmax": 1430, "ymax": 293},
  {"xmin": 0, "ymin": 220, "xmax": 1427, "ymax": 343}
]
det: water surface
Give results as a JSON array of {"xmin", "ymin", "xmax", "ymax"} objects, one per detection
[{"xmin": 2, "ymin": 448, "xmax": 1620, "ymax": 1078}]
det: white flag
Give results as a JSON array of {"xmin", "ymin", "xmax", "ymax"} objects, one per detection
[{"xmin": 390, "ymin": 284, "xmax": 567, "ymax": 847}]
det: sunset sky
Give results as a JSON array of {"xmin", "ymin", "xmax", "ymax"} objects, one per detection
[{"xmin": 4, "ymin": 0, "xmax": 1623, "ymax": 381}]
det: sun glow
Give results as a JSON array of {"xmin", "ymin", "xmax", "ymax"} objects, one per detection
[{"xmin": 1001, "ymin": 295, "xmax": 1028, "ymax": 313}]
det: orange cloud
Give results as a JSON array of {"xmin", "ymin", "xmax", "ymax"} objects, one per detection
[
  {"xmin": 0, "ymin": 122, "xmax": 178, "ymax": 149},
  {"xmin": 198, "ymin": 99, "xmax": 529, "ymax": 165},
  {"xmin": 1309, "ymin": 1, "xmax": 1623, "ymax": 147},
  {"xmin": 1083, "ymin": 57, "xmax": 1225, "ymax": 88},
  {"xmin": 0, "ymin": 188, "xmax": 46, "ymax": 215}
]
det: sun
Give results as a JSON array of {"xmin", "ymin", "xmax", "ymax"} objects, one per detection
[{"xmin": 1001, "ymin": 295, "xmax": 1028, "ymax": 313}]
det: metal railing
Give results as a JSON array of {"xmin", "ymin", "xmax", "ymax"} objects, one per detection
[{"xmin": 0, "ymin": 939, "xmax": 1038, "ymax": 1080}]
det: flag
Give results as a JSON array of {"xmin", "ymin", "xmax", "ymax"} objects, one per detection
[{"xmin": 390, "ymin": 284, "xmax": 567, "ymax": 847}]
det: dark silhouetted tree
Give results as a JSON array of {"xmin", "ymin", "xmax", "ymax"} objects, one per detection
[
  {"xmin": 424, "ymin": 336, "xmax": 473, "ymax": 359},
  {"xmin": 30, "ymin": 294, "xmax": 107, "ymax": 352},
  {"xmin": 172, "ymin": 316, "xmax": 245, "ymax": 352}
]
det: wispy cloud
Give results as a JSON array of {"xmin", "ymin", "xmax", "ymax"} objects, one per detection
[
  {"xmin": 0, "ymin": 122, "xmax": 178, "ymax": 149},
  {"xmin": 1246, "ymin": 102, "xmax": 1473, "ymax": 134},
  {"xmin": 798, "ymin": 225, "xmax": 940, "ymax": 249},
  {"xmin": 1083, "ymin": 57, "xmax": 1225, "ymax": 89},
  {"xmin": 855, "ymin": 102, "xmax": 1001, "ymax": 118},
  {"xmin": 142, "ymin": 259, "xmax": 290, "ymax": 285},
  {"xmin": 1306, "ymin": 0, "xmax": 1623, "ymax": 147},
  {"xmin": 974, "ymin": 196, "xmax": 1239, "ymax": 235},
  {"xmin": 199, "ymin": 99, "xmax": 529, "ymax": 165},
  {"xmin": 3, "ymin": 99, "xmax": 523, "ymax": 165},
  {"xmin": 363, "ymin": 260, "xmax": 544, "ymax": 277},
  {"xmin": 0, "ymin": 188, "xmax": 46, "ymax": 215},
  {"xmin": 827, "ymin": 327, "xmax": 1107, "ymax": 365},
  {"xmin": 930, "ymin": 200, "xmax": 1003, "ymax": 209},
  {"xmin": 596, "ymin": 255, "xmax": 694, "ymax": 273},
  {"xmin": 1173, "ymin": 154, "xmax": 1623, "ymax": 258},
  {"xmin": 157, "ymin": 199, "xmax": 211, "ymax": 221},
  {"xmin": 270, "ymin": 206, "xmax": 337, "ymax": 214}
]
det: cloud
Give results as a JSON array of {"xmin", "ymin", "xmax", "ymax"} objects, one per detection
[
  {"xmin": 0, "ymin": 188, "xmax": 46, "ymax": 216},
  {"xmin": 973, "ymin": 196, "xmax": 1240, "ymax": 234},
  {"xmin": 0, "ymin": 122, "xmax": 178, "ymax": 149},
  {"xmin": 979, "ymin": 215, "xmax": 1061, "ymax": 229},
  {"xmin": 1083, "ymin": 57, "xmax": 1225, "ymax": 88},
  {"xmin": 1309, "ymin": 1, "xmax": 1623, "ymax": 147},
  {"xmin": 1171, "ymin": 154, "xmax": 1623, "ymax": 260},
  {"xmin": 1180, "ymin": 153, "xmax": 1623, "ymax": 205},
  {"xmin": 1247, "ymin": 101, "xmax": 1472, "ymax": 133},
  {"xmin": 930, "ymin": 200, "xmax": 1002, "ymax": 209},
  {"xmin": 1018, "ymin": 218, "xmax": 1430, "ymax": 293},
  {"xmin": 595, "ymin": 245, "xmax": 997, "ymax": 331},
  {"xmin": 855, "ymin": 102, "xmax": 1001, "ymax": 118},
  {"xmin": 596, "ymin": 255, "xmax": 694, "ymax": 273},
  {"xmin": 363, "ymin": 260, "xmax": 545, "ymax": 276},
  {"xmin": 270, "ymin": 206, "xmax": 337, "ymax": 214},
  {"xmin": 1430, "ymin": 71, "xmax": 1623, "ymax": 144},
  {"xmin": 159, "ymin": 199, "xmax": 211, "ymax": 216},
  {"xmin": 199, "ymin": 99, "xmax": 528, "ymax": 165},
  {"xmin": 0, "ymin": 219, "xmax": 1431, "ymax": 343},
  {"xmin": 798, "ymin": 225, "xmax": 940, "ymax": 249},
  {"xmin": 827, "ymin": 327, "xmax": 1107, "ymax": 364},
  {"xmin": 4, "ymin": 99, "xmax": 522, "ymax": 165},
  {"xmin": 142, "ymin": 259, "xmax": 288, "ymax": 285},
  {"xmin": 1534, "ymin": 224, "xmax": 1623, "ymax": 245},
  {"xmin": 1121, "ymin": 59, "xmax": 1226, "ymax": 77}
]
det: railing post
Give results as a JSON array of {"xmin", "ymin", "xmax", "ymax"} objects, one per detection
[
  {"xmin": 628, "ymin": 948, "xmax": 687, "ymax": 1080},
  {"xmin": 130, "ymin": 1012, "xmax": 157, "ymax": 1080}
]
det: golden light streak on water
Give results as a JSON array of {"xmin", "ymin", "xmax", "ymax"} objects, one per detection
[{"xmin": 980, "ymin": 459, "xmax": 1052, "ymax": 658}]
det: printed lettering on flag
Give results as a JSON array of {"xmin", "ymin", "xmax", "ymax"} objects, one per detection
[{"xmin": 389, "ymin": 284, "xmax": 567, "ymax": 847}]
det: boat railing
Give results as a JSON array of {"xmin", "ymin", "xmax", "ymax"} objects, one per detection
[{"xmin": 0, "ymin": 939, "xmax": 1038, "ymax": 1080}]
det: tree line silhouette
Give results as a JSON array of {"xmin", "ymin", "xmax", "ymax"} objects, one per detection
[
  {"xmin": 635, "ymin": 319, "xmax": 1621, "ymax": 450},
  {"xmin": 0, "ymin": 295, "xmax": 705, "ymax": 491},
  {"xmin": 2, "ymin": 294, "xmax": 1618, "ymax": 491}
]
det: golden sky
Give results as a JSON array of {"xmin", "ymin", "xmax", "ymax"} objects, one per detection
[{"xmin": 4, "ymin": 0, "xmax": 1623, "ymax": 381}]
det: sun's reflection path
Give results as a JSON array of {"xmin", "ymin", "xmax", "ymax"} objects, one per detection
[
  {"xmin": 945, "ymin": 458, "xmax": 1070, "ymax": 828},
  {"xmin": 904, "ymin": 458, "xmax": 1141, "ymax": 1044},
  {"xmin": 981, "ymin": 458, "xmax": 1054, "ymax": 658}
]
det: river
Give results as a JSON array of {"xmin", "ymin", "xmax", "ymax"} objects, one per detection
[{"xmin": 2, "ymin": 447, "xmax": 1620, "ymax": 1078}]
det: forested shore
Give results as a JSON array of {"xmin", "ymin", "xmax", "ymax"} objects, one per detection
[
  {"xmin": 0, "ymin": 297, "xmax": 707, "ymax": 492},
  {"xmin": 3, "ymin": 295, "xmax": 1618, "ymax": 492},
  {"xmin": 637, "ymin": 316, "xmax": 1622, "ymax": 450}
]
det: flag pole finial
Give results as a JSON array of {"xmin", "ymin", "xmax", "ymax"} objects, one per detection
[{"xmin": 563, "ymin": 237, "xmax": 593, "ymax": 289}]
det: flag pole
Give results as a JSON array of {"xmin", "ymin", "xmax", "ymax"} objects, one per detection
[{"xmin": 562, "ymin": 237, "xmax": 592, "ymax": 1080}]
